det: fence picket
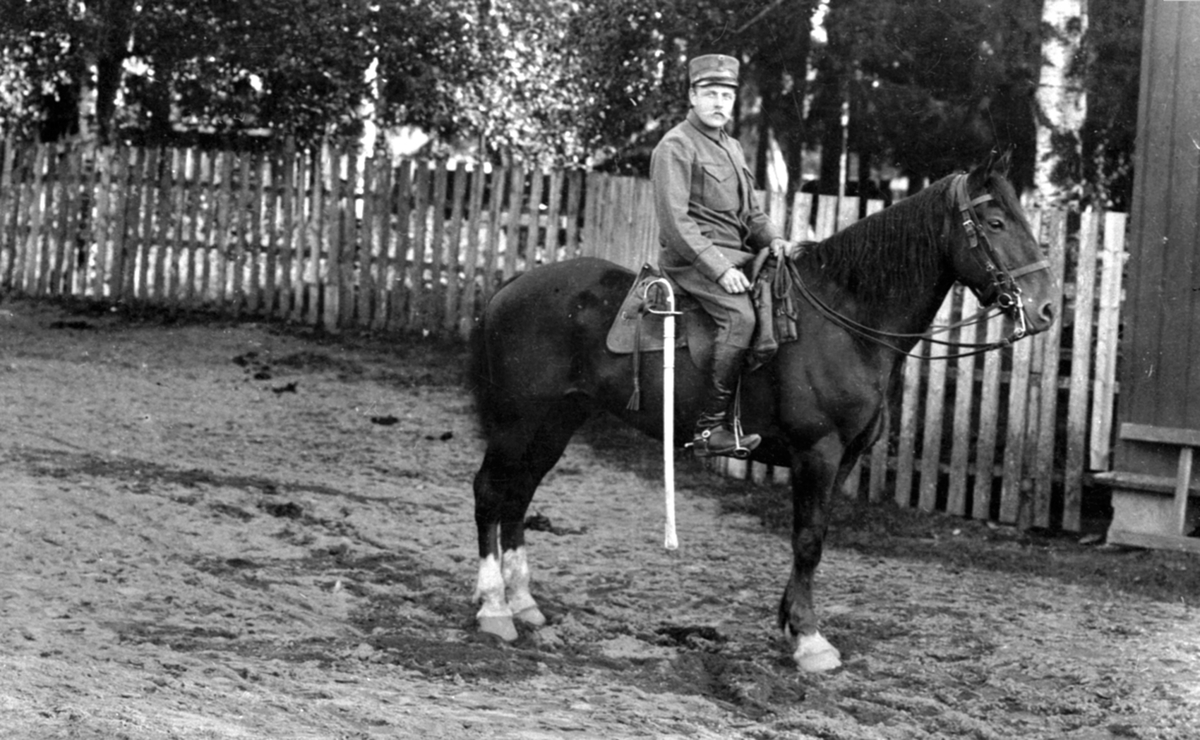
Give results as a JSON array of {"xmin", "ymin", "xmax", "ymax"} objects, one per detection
[
  {"xmin": 261, "ymin": 151, "xmax": 279, "ymax": 316},
  {"xmin": 201, "ymin": 150, "xmax": 221, "ymax": 307},
  {"xmin": 408, "ymin": 159, "xmax": 432, "ymax": 330},
  {"xmin": 947, "ymin": 291, "xmax": 983, "ymax": 516},
  {"xmin": 327, "ymin": 148, "xmax": 348, "ymax": 330},
  {"xmin": 972, "ymin": 313, "xmax": 1006, "ymax": 520},
  {"xmin": 247, "ymin": 152, "xmax": 266, "ymax": 314},
  {"xmin": 48, "ymin": 145, "xmax": 73, "ymax": 295},
  {"xmin": 0, "ymin": 140, "xmax": 14, "ymax": 284},
  {"xmin": 544, "ymin": 170, "xmax": 563, "ymax": 266},
  {"xmin": 421, "ymin": 159, "xmax": 445, "ymax": 330},
  {"xmin": 563, "ymin": 169, "xmax": 584, "ymax": 260},
  {"xmin": 814, "ymin": 195, "xmax": 838, "ymax": 240},
  {"xmin": 368, "ymin": 155, "xmax": 390, "ymax": 330},
  {"xmin": 132, "ymin": 147, "xmax": 158, "ymax": 301},
  {"xmin": 444, "ymin": 160, "xmax": 469, "ymax": 333},
  {"xmin": 356, "ymin": 154, "xmax": 376, "ymax": 327},
  {"xmin": 27, "ymin": 143, "xmax": 50, "ymax": 295},
  {"xmin": 61, "ymin": 145, "xmax": 84, "ymax": 295},
  {"xmin": 1090, "ymin": 212, "xmax": 1127, "ymax": 471},
  {"xmin": 1000, "ymin": 326, "xmax": 1034, "ymax": 524},
  {"xmin": 29, "ymin": 143, "xmax": 51, "ymax": 294},
  {"xmin": 89, "ymin": 146, "xmax": 113, "ymax": 297},
  {"xmin": 503, "ymin": 164, "xmax": 524, "ymax": 281},
  {"xmin": 524, "ymin": 167, "xmax": 544, "ymax": 269},
  {"xmin": 480, "ymin": 163, "xmax": 505, "ymax": 307},
  {"xmin": 894, "ymin": 347, "xmax": 924, "ymax": 507},
  {"xmin": 1033, "ymin": 211, "xmax": 1069, "ymax": 527},
  {"xmin": 787, "ymin": 191, "xmax": 810, "ymax": 242},
  {"xmin": 338, "ymin": 152, "xmax": 358, "ymax": 328},
  {"xmin": 918, "ymin": 295, "xmax": 954, "ymax": 510},
  {"xmin": 308, "ymin": 148, "xmax": 327, "ymax": 321},
  {"xmin": 151, "ymin": 148, "xmax": 174, "ymax": 301},
  {"xmin": 458, "ymin": 161, "xmax": 486, "ymax": 337},
  {"xmin": 275, "ymin": 146, "xmax": 294, "ymax": 319},
  {"xmin": 107, "ymin": 147, "xmax": 133, "ymax": 299}
]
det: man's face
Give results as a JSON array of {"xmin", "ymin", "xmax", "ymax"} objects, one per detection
[{"xmin": 689, "ymin": 84, "xmax": 736, "ymax": 129}]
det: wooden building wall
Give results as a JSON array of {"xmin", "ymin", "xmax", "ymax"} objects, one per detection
[
  {"xmin": 1122, "ymin": 0, "xmax": 1200, "ymax": 435},
  {"xmin": 1106, "ymin": 0, "xmax": 1200, "ymax": 545}
]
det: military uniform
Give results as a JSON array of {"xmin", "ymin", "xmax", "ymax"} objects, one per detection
[
  {"xmin": 651, "ymin": 54, "xmax": 784, "ymax": 457},
  {"xmin": 652, "ymin": 109, "xmax": 782, "ymax": 348}
]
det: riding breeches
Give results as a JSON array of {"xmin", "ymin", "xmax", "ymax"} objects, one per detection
[{"xmin": 661, "ymin": 265, "xmax": 755, "ymax": 349}]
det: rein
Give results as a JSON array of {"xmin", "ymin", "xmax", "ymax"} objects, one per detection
[{"xmin": 789, "ymin": 173, "xmax": 1050, "ymax": 361}]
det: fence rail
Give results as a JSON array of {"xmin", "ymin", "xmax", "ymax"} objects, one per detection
[{"xmin": 0, "ymin": 138, "xmax": 1127, "ymax": 533}]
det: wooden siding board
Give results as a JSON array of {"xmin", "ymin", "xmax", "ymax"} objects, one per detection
[
  {"xmin": 1110, "ymin": 1, "xmax": 1200, "ymax": 516},
  {"xmin": 1125, "ymin": 1, "xmax": 1196, "ymax": 430}
]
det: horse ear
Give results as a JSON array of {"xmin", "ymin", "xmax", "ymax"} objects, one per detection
[
  {"xmin": 985, "ymin": 147, "xmax": 1013, "ymax": 177},
  {"xmin": 968, "ymin": 147, "xmax": 1012, "ymax": 190}
]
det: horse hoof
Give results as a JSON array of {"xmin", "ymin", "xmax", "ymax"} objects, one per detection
[
  {"xmin": 478, "ymin": 615, "xmax": 518, "ymax": 642},
  {"xmin": 792, "ymin": 631, "xmax": 842, "ymax": 673},
  {"xmin": 513, "ymin": 606, "xmax": 547, "ymax": 627},
  {"xmin": 796, "ymin": 647, "xmax": 842, "ymax": 673}
]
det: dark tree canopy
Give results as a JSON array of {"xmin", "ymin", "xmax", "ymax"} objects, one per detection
[{"xmin": 0, "ymin": 0, "xmax": 1143, "ymax": 206}]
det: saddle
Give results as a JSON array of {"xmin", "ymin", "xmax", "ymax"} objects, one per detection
[{"xmin": 605, "ymin": 255, "xmax": 801, "ymax": 410}]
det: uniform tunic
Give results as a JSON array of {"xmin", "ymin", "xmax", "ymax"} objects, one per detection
[{"xmin": 651, "ymin": 110, "xmax": 781, "ymax": 347}]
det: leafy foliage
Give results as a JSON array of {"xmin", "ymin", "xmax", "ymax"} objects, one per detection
[{"xmin": 0, "ymin": 0, "xmax": 1145, "ymax": 204}]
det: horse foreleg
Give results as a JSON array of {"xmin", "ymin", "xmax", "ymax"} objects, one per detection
[{"xmin": 779, "ymin": 438, "xmax": 843, "ymax": 672}]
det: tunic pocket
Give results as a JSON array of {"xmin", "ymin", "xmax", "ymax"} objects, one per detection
[{"xmin": 700, "ymin": 162, "xmax": 738, "ymax": 212}]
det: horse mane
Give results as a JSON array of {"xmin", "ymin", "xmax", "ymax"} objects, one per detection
[{"xmin": 795, "ymin": 175, "xmax": 955, "ymax": 312}]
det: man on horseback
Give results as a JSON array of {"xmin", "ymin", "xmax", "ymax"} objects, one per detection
[{"xmin": 651, "ymin": 53, "xmax": 794, "ymax": 458}]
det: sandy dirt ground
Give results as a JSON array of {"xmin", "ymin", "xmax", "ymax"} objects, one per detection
[{"xmin": 1, "ymin": 297, "xmax": 1198, "ymax": 740}]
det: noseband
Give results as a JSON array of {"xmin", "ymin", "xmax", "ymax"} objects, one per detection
[{"xmin": 951, "ymin": 174, "xmax": 1051, "ymax": 341}]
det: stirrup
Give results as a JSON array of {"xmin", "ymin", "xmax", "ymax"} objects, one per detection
[{"xmin": 687, "ymin": 425, "xmax": 761, "ymax": 459}]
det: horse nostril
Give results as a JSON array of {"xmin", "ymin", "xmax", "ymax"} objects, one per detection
[{"xmin": 1038, "ymin": 300, "xmax": 1056, "ymax": 325}]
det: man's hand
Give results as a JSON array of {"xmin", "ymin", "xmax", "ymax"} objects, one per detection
[
  {"xmin": 717, "ymin": 267, "xmax": 751, "ymax": 294},
  {"xmin": 770, "ymin": 238, "xmax": 798, "ymax": 260}
]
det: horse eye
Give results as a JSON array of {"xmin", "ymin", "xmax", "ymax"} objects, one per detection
[{"xmin": 988, "ymin": 219, "xmax": 1005, "ymax": 230}]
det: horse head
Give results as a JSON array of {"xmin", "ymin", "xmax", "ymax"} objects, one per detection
[{"xmin": 948, "ymin": 150, "xmax": 1059, "ymax": 339}]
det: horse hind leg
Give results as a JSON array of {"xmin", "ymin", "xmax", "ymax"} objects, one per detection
[
  {"xmin": 473, "ymin": 516, "xmax": 516, "ymax": 641},
  {"xmin": 502, "ymin": 540, "xmax": 543, "ymax": 627},
  {"xmin": 473, "ymin": 401, "xmax": 589, "ymax": 640}
]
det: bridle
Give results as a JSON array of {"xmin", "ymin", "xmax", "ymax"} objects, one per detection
[
  {"xmin": 950, "ymin": 173, "xmax": 1051, "ymax": 344},
  {"xmin": 790, "ymin": 173, "xmax": 1051, "ymax": 360}
]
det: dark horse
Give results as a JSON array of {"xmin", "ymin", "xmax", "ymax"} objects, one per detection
[{"xmin": 468, "ymin": 154, "xmax": 1059, "ymax": 671}]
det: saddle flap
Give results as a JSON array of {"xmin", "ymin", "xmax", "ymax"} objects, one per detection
[{"xmin": 605, "ymin": 264, "xmax": 694, "ymax": 355}]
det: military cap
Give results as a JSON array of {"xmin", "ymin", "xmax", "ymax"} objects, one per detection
[{"xmin": 689, "ymin": 54, "xmax": 739, "ymax": 88}]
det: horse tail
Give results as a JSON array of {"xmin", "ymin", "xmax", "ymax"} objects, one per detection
[
  {"xmin": 467, "ymin": 310, "xmax": 496, "ymax": 438},
  {"xmin": 468, "ymin": 273, "xmax": 527, "ymax": 438}
]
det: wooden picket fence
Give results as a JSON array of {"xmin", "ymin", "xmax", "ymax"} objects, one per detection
[{"xmin": 0, "ymin": 138, "xmax": 1127, "ymax": 532}]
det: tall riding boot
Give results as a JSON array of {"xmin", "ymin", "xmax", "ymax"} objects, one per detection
[{"xmin": 691, "ymin": 343, "xmax": 762, "ymax": 458}]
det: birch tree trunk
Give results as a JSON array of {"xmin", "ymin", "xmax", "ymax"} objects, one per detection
[{"xmin": 1034, "ymin": 0, "xmax": 1088, "ymax": 207}]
